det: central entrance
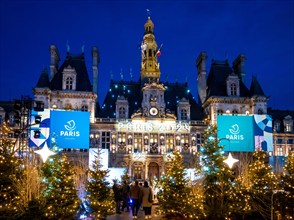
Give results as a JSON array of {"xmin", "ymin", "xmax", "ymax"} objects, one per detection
[{"xmin": 148, "ymin": 162, "xmax": 159, "ymax": 183}]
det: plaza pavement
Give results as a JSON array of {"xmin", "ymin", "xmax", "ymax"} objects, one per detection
[{"xmin": 107, "ymin": 205, "xmax": 162, "ymax": 220}]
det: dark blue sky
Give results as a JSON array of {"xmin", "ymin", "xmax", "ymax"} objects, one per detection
[{"xmin": 0, "ymin": 0, "xmax": 293, "ymax": 110}]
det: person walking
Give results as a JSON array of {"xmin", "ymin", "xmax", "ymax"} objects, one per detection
[
  {"xmin": 121, "ymin": 180, "xmax": 130, "ymax": 212},
  {"xmin": 129, "ymin": 180, "xmax": 142, "ymax": 219},
  {"xmin": 112, "ymin": 180, "xmax": 122, "ymax": 214},
  {"xmin": 141, "ymin": 181, "xmax": 153, "ymax": 219}
]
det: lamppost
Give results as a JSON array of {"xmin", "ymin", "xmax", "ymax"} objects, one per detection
[{"xmin": 271, "ymin": 189, "xmax": 284, "ymax": 220}]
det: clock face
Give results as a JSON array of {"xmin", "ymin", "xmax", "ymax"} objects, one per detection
[{"xmin": 149, "ymin": 107, "xmax": 158, "ymax": 116}]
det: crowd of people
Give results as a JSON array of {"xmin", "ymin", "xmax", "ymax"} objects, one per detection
[{"xmin": 112, "ymin": 180, "xmax": 153, "ymax": 219}]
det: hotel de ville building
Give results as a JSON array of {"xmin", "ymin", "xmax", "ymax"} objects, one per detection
[{"xmin": 29, "ymin": 16, "xmax": 293, "ymax": 180}]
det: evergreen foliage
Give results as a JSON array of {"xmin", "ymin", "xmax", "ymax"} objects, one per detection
[
  {"xmin": 200, "ymin": 125, "xmax": 234, "ymax": 219},
  {"xmin": 85, "ymin": 149, "xmax": 115, "ymax": 219},
  {"xmin": 42, "ymin": 154, "xmax": 80, "ymax": 219},
  {"xmin": 280, "ymin": 152, "xmax": 294, "ymax": 219},
  {"xmin": 0, "ymin": 123, "xmax": 24, "ymax": 219},
  {"xmin": 157, "ymin": 150, "xmax": 205, "ymax": 219}
]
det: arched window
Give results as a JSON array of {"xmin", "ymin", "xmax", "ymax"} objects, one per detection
[
  {"xmin": 180, "ymin": 109, "xmax": 187, "ymax": 120},
  {"xmin": 232, "ymin": 109, "xmax": 238, "ymax": 115},
  {"xmin": 119, "ymin": 107, "xmax": 126, "ymax": 118},
  {"xmin": 81, "ymin": 105, "xmax": 88, "ymax": 112},
  {"xmin": 257, "ymin": 109, "xmax": 263, "ymax": 115},
  {"xmin": 65, "ymin": 77, "xmax": 73, "ymax": 90},
  {"xmin": 230, "ymin": 83, "xmax": 237, "ymax": 96},
  {"xmin": 217, "ymin": 109, "xmax": 224, "ymax": 115}
]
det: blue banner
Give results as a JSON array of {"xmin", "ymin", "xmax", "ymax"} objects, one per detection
[{"xmin": 50, "ymin": 110, "xmax": 90, "ymax": 149}]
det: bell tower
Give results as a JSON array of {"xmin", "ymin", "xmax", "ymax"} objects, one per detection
[{"xmin": 140, "ymin": 17, "xmax": 161, "ymax": 84}]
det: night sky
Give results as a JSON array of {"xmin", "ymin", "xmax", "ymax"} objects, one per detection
[{"xmin": 0, "ymin": 0, "xmax": 293, "ymax": 110}]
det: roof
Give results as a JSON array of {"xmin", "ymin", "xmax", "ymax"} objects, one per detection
[
  {"xmin": 206, "ymin": 59, "xmax": 251, "ymax": 99},
  {"xmin": 250, "ymin": 76, "xmax": 265, "ymax": 96},
  {"xmin": 98, "ymin": 80, "xmax": 204, "ymax": 120},
  {"xmin": 267, "ymin": 108, "xmax": 294, "ymax": 133},
  {"xmin": 36, "ymin": 53, "xmax": 92, "ymax": 92}
]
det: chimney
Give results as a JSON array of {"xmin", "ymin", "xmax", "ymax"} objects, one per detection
[
  {"xmin": 196, "ymin": 52, "xmax": 207, "ymax": 104},
  {"xmin": 92, "ymin": 47, "xmax": 100, "ymax": 95},
  {"xmin": 49, "ymin": 45, "xmax": 60, "ymax": 81},
  {"xmin": 233, "ymin": 54, "xmax": 246, "ymax": 82}
]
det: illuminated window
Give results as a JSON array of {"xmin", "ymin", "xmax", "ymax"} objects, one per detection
[
  {"xmin": 166, "ymin": 134, "xmax": 174, "ymax": 152},
  {"xmin": 285, "ymin": 123, "xmax": 292, "ymax": 132},
  {"xmin": 180, "ymin": 109, "xmax": 188, "ymax": 120},
  {"xmin": 118, "ymin": 132, "xmax": 126, "ymax": 143},
  {"xmin": 150, "ymin": 134, "xmax": 158, "ymax": 144},
  {"xmin": 134, "ymin": 133, "xmax": 142, "ymax": 152},
  {"xmin": 230, "ymin": 83, "xmax": 237, "ymax": 96},
  {"xmin": 277, "ymin": 147, "xmax": 283, "ymax": 156},
  {"xmin": 65, "ymin": 77, "xmax": 73, "ymax": 90},
  {"xmin": 101, "ymin": 131, "xmax": 110, "ymax": 149},
  {"xmin": 81, "ymin": 105, "xmax": 88, "ymax": 112}
]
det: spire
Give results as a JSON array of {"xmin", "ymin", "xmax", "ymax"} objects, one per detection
[{"xmin": 140, "ymin": 16, "xmax": 161, "ymax": 84}]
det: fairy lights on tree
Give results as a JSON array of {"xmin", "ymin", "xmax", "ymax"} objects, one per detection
[
  {"xmin": 157, "ymin": 150, "xmax": 205, "ymax": 219},
  {"xmin": 42, "ymin": 154, "xmax": 80, "ymax": 219},
  {"xmin": 0, "ymin": 122, "xmax": 23, "ymax": 219},
  {"xmin": 85, "ymin": 149, "xmax": 115, "ymax": 219}
]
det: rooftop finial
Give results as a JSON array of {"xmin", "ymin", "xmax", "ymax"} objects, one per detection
[
  {"xmin": 120, "ymin": 68, "xmax": 124, "ymax": 80},
  {"xmin": 146, "ymin": 9, "xmax": 151, "ymax": 18},
  {"xmin": 130, "ymin": 68, "xmax": 133, "ymax": 80},
  {"xmin": 81, "ymin": 41, "xmax": 85, "ymax": 53}
]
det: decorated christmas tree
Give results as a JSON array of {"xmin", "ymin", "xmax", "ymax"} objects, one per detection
[
  {"xmin": 280, "ymin": 151, "xmax": 294, "ymax": 219},
  {"xmin": 42, "ymin": 154, "xmax": 80, "ymax": 219},
  {"xmin": 157, "ymin": 150, "xmax": 205, "ymax": 219},
  {"xmin": 121, "ymin": 168, "xmax": 131, "ymax": 185},
  {"xmin": 85, "ymin": 149, "xmax": 115, "ymax": 219},
  {"xmin": 200, "ymin": 124, "xmax": 234, "ymax": 219},
  {"xmin": 0, "ymin": 122, "xmax": 24, "ymax": 219}
]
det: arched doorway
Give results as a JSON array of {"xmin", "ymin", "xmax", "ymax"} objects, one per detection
[{"xmin": 148, "ymin": 162, "xmax": 159, "ymax": 183}]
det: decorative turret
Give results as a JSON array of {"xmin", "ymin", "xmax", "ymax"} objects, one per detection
[
  {"xmin": 232, "ymin": 54, "xmax": 246, "ymax": 82},
  {"xmin": 196, "ymin": 52, "xmax": 207, "ymax": 104},
  {"xmin": 92, "ymin": 47, "xmax": 100, "ymax": 95},
  {"xmin": 140, "ymin": 17, "xmax": 161, "ymax": 84},
  {"xmin": 49, "ymin": 45, "xmax": 60, "ymax": 81}
]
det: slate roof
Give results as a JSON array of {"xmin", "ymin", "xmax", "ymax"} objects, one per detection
[
  {"xmin": 98, "ymin": 80, "xmax": 204, "ymax": 120},
  {"xmin": 36, "ymin": 68, "xmax": 50, "ymax": 88},
  {"xmin": 206, "ymin": 59, "xmax": 251, "ymax": 98},
  {"xmin": 36, "ymin": 53, "xmax": 92, "ymax": 92},
  {"xmin": 250, "ymin": 76, "xmax": 265, "ymax": 96},
  {"xmin": 267, "ymin": 108, "xmax": 294, "ymax": 133}
]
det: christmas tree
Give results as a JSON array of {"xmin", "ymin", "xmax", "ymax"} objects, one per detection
[
  {"xmin": 280, "ymin": 151, "xmax": 294, "ymax": 219},
  {"xmin": 200, "ymin": 124, "xmax": 234, "ymax": 219},
  {"xmin": 42, "ymin": 154, "xmax": 80, "ymax": 219},
  {"xmin": 157, "ymin": 150, "xmax": 204, "ymax": 219},
  {"xmin": 0, "ymin": 122, "xmax": 24, "ymax": 219},
  {"xmin": 85, "ymin": 149, "xmax": 115, "ymax": 219},
  {"xmin": 232, "ymin": 151, "xmax": 277, "ymax": 219}
]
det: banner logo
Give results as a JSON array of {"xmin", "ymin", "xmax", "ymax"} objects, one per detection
[
  {"xmin": 226, "ymin": 124, "xmax": 244, "ymax": 140},
  {"xmin": 64, "ymin": 120, "xmax": 76, "ymax": 131},
  {"xmin": 60, "ymin": 120, "xmax": 80, "ymax": 137}
]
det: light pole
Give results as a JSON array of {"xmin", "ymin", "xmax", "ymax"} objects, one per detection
[{"xmin": 271, "ymin": 189, "xmax": 284, "ymax": 220}]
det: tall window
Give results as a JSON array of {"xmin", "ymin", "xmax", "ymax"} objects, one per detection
[
  {"xmin": 81, "ymin": 105, "xmax": 88, "ymax": 111},
  {"xmin": 180, "ymin": 109, "xmax": 188, "ymax": 120},
  {"xmin": 134, "ymin": 133, "xmax": 142, "ymax": 152},
  {"xmin": 119, "ymin": 107, "xmax": 126, "ymax": 118},
  {"xmin": 274, "ymin": 122, "xmax": 281, "ymax": 132},
  {"xmin": 285, "ymin": 123, "xmax": 292, "ymax": 132},
  {"xmin": 230, "ymin": 83, "xmax": 237, "ymax": 96},
  {"xmin": 277, "ymin": 147, "xmax": 283, "ymax": 156},
  {"xmin": 258, "ymin": 109, "xmax": 263, "ymax": 115},
  {"xmin": 101, "ymin": 131, "xmax": 110, "ymax": 149},
  {"xmin": 65, "ymin": 77, "xmax": 73, "ymax": 90}
]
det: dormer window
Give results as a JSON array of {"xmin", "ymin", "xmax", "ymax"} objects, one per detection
[
  {"xmin": 180, "ymin": 109, "xmax": 188, "ymax": 120},
  {"xmin": 284, "ymin": 115, "xmax": 293, "ymax": 133},
  {"xmin": 257, "ymin": 109, "xmax": 263, "ymax": 115},
  {"xmin": 62, "ymin": 65, "xmax": 77, "ymax": 91},
  {"xmin": 226, "ymin": 74, "xmax": 240, "ymax": 97},
  {"xmin": 66, "ymin": 77, "xmax": 73, "ymax": 90},
  {"xmin": 230, "ymin": 83, "xmax": 237, "ymax": 96},
  {"xmin": 119, "ymin": 107, "xmax": 126, "ymax": 118},
  {"xmin": 274, "ymin": 121, "xmax": 281, "ymax": 132}
]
